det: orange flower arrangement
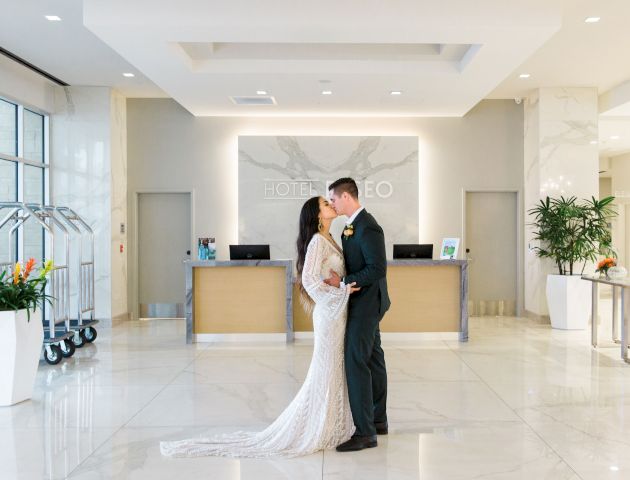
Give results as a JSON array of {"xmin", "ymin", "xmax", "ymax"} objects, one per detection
[
  {"xmin": 1, "ymin": 259, "xmax": 53, "ymax": 321},
  {"xmin": 596, "ymin": 257, "xmax": 617, "ymax": 276}
]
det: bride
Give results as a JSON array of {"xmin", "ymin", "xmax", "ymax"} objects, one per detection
[{"xmin": 160, "ymin": 196, "xmax": 359, "ymax": 458}]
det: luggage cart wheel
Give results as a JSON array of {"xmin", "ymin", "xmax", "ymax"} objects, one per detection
[
  {"xmin": 72, "ymin": 330, "xmax": 86, "ymax": 348},
  {"xmin": 60, "ymin": 339, "xmax": 75, "ymax": 358},
  {"xmin": 44, "ymin": 344, "xmax": 63, "ymax": 365},
  {"xmin": 84, "ymin": 327, "xmax": 97, "ymax": 343}
]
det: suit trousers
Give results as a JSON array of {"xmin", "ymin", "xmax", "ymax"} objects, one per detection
[{"xmin": 344, "ymin": 309, "xmax": 388, "ymax": 437}]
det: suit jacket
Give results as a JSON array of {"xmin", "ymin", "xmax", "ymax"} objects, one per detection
[{"xmin": 342, "ymin": 209, "xmax": 391, "ymax": 317}]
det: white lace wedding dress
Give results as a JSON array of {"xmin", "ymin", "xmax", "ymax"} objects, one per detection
[{"xmin": 160, "ymin": 233, "xmax": 355, "ymax": 458}]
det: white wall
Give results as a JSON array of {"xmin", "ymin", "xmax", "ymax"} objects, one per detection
[
  {"xmin": 1, "ymin": 56, "xmax": 128, "ymax": 323},
  {"xmin": 610, "ymin": 153, "xmax": 630, "ymax": 267},
  {"xmin": 0, "ymin": 54, "xmax": 56, "ymax": 113},
  {"xmin": 52, "ymin": 86, "xmax": 128, "ymax": 324},
  {"xmin": 127, "ymin": 98, "xmax": 524, "ymax": 318}
]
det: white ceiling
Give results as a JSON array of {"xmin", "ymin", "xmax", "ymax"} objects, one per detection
[
  {"xmin": 81, "ymin": 0, "xmax": 562, "ymax": 117},
  {"xmin": 489, "ymin": 0, "xmax": 630, "ymax": 100},
  {"xmin": 599, "ymin": 118, "xmax": 630, "ymax": 158},
  {"xmin": 2, "ymin": 0, "xmax": 630, "ymax": 140},
  {"xmin": 0, "ymin": 0, "xmax": 165, "ymax": 97}
]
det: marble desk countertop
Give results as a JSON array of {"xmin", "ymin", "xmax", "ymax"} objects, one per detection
[{"xmin": 388, "ymin": 259, "xmax": 468, "ymax": 266}]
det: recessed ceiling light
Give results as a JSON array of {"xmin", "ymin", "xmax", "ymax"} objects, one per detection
[
  {"xmin": 390, "ymin": 91, "xmax": 402, "ymax": 96},
  {"xmin": 609, "ymin": 466, "xmax": 619, "ymax": 472},
  {"xmin": 256, "ymin": 90, "xmax": 267, "ymax": 95},
  {"xmin": 610, "ymin": 135, "xmax": 620, "ymax": 140},
  {"xmin": 45, "ymin": 15, "xmax": 61, "ymax": 21},
  {"xmin": 590, "ymin": 140, "xmax": 598, "ymax": 145},
  {"xmin": 122, "ymin": 73, "xmax": 135, "ymax": 78},
  {"xmin": 519, "ymin": 73, "xmax": 531, "ymax": 79},
  {"xmin": 321, "ymin": 90, "xmax": 332, "ymax": 95},
  {"xmin": 585, "ymin": 17, "xmax": 601, "ymax": 23}
]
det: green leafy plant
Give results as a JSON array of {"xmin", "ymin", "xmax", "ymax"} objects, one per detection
[
  {"xmin": 528, "ymin": 196, "xmax": 617, "ymax": 275},
  {"xmin": 0, "ymin": 259, "xmax": 53, "ymax": 320}
]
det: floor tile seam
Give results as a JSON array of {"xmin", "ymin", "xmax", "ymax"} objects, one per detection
[
  {"xmin": 62, "ymin": 423, "xmax": 123, "ymax": 479},
  {"xmin": 64, "ymin": 356, "xmax": 195, "ymax": 478},
  {"xmin": 514, "ymin": 406, "xmax": 630, "ymax": 447},
  {"xmin": 441, "ymin": 339, "xmax": 586, "ymax": 480}
]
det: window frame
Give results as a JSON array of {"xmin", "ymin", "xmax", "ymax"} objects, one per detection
[{"xmin": 0, "ymin": 96, "xmax": 50, "ymax": 264}]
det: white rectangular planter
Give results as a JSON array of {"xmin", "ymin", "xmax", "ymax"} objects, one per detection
[
  {"xmin": 545, "ymin": 275, "xmax": 592, "ymax": 330},
  {"xmin": 0, "ymin": 309, "xmax": 43, "ymax": 406}
]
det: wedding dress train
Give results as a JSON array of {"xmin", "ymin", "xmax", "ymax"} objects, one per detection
[{"xmin": 160, "ymin": 234, "xmax": 355, "ymax": 458}]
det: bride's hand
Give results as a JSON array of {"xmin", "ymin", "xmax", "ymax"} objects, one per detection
[{"xmin": 347, "ymin": 282, "xmax": 361, "ymax": 294}]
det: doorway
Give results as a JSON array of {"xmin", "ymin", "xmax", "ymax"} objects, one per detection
[
  {"xmin": 465, "ymin": 191, "xmax": 519, "ymax": 316},
  {"xmin": 137, "ymin": 192, "xmax": 191, "ymax": 318}
]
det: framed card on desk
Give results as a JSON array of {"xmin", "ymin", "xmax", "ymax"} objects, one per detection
[{"xmin": 440, "ymin": 238, "xmax": 460, "ymax": 259}]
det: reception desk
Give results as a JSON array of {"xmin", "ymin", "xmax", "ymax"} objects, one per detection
[
  {"xmin": 293, "ymin": 259, "xmax": 468, "ymax": 341},
  {"xmin": 187, "ymin": 259, "xmax": 468, "ymax": 343},
  {"xmin": 185, "ymin": 260, "xmax": 294, "ymax": 343}
]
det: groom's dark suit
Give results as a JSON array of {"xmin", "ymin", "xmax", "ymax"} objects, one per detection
[{"xmin": 341, "ymin": 209, "xmax": 390, "ymax": 437}]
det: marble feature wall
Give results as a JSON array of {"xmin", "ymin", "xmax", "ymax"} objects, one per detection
[
  {"xmin": 238, "ymin": 136, "xmax": 418, "ymax": 260},
  {"xmin": 524, "ymin": 88, "xmax": 599, "ymax": 315},
  {"xmin": 51, "ymin": 86, "xmax": 128, "ymax": 324}
]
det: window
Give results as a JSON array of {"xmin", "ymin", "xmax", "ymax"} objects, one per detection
[{"xmin": 0, "ymin": 97, "xmax": 49, "ymax": 266}]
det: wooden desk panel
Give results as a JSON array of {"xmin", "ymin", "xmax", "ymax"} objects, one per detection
[
  {"xmin": 381, "ymin": 265, "xmax": 460, "ymax": 332},
  {"xmin": 193, "ymin": 266, "xmax": 286, "ymax": 334},
  {"xmin": 293, "ymin": 264, "xmax": 462, "ymax": 333}
]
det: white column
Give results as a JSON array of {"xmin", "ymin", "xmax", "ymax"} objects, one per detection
[
  {"xmin": 51, "ymin": 86, "xmax": 128, "ymax": 325},
  {"xmin": 524, "ymin": 88, "xmax": 599, "ymax": 315}
]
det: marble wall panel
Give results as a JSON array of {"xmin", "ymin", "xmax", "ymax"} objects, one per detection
[
  {"xmin": 238, "ymin": 136, "xmax": 418, "ymax": 260},
  {"xmin": 524, "ymin": 88, "xmax": 599, "ymax": 315}
]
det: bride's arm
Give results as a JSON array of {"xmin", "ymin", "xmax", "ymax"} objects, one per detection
[{"xmin": 302, "ymin": 235, "xmax": 350, "ymax": 318}]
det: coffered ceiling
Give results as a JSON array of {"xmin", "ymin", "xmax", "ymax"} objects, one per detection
[{"xmin": 81, "ymin": 0, "xmax": 562, "ymax": 116}]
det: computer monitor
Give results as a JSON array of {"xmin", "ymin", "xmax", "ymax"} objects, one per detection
[
  {"xmin": 229, "ymin": 244, "xmax": 271, "ymax": 260},
  {"xmin": 393, "ymin": 244, "xmax": 433, "ymax": 260}
]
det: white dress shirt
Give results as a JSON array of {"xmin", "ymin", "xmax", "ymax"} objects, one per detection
[
  {"xmin": 346, "ymin": 206, "xmax": 364, "ymax": 226},
  {"xmin": 341, "ymin": 206, "xmax": 364, "ymax": 287}
]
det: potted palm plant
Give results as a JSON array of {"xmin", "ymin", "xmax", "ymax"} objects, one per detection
[
  {"xmin": 529, "ymin": 196, "xmax": 616, "ymax": 329},
  {"xmin": 0, "ymin": 259, "xmax": 52, "ymax": 406}
]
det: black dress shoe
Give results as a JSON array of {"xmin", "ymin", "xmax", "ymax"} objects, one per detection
[
  {"xmin": 375, "ymin": 421, "xmax": 388, "ymax": 435},
  {"xmin": 336, "ymin": 435, "xmax": 378, "ymax": 452}
]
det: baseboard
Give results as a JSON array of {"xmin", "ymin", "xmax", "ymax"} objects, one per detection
[
  {"xmin": 294, "ymin": 331, "xmax": 459, "ymax": 341},
  {"xmin": 523, "ymin": 310, "xmax": 551, "ymax": 323},
  {"xmin": 107, "ymin": 313, "xmax": 129, "ymax": 327},
  {"xmin": 193, "ymin": 333, "xmax": 287, "ymax": 343}
]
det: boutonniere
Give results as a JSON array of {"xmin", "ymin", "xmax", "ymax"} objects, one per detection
[{"xmin": 343, "ymin": 224, "xmax": 354, "ymax": 240}]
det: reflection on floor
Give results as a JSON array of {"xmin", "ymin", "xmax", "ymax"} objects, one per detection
[{"xmin": 1, "ymin": 298, "xmax": 628, "ymax": 479}]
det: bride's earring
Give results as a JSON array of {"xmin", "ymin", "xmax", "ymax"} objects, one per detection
[{"xmin": 318, "ymin": 219, "xmax": 323, "ymax": 231}]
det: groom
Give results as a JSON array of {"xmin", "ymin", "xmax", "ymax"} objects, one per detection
[{"xmin": 326, "ymin": 177, "xmax": 391, "ymax": 452}]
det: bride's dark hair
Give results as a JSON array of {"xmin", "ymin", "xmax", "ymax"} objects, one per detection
[{"xmin": 296, "ymin": 196, "xmax": 321, "ymax": 311}]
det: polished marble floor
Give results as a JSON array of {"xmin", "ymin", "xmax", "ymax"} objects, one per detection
[{"xmin": 2, "ymin": 298, "xmax": 630, "ymax": 479}]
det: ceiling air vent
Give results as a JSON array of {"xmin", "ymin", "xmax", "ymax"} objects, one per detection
[{"xmin": 230, "ymin": 96, "xmax": 276, "ymax": 105}]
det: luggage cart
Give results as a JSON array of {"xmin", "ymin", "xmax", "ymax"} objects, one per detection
[
  {"xmin": 49, "ymin": 206, "xmax": 98, "ymax": 345},
  {"xmin": 0, "ymin": 202, "xmax": 74, "ymax": 365},
  {"xmin": 25, "ymin": 204, "xmax": 76, "ymax": 362}
]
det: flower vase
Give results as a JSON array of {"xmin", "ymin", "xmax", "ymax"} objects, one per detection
[{"xmin": 0, "ymin": 309, "xmax": 43, "ymax": 406}]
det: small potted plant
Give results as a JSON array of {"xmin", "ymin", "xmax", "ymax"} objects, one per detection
[
  {"xmin": 595, "ymin": 257, "xmax": 616, "ymax": 277},
  {"xmin": 0, "ymin": 259, "xmax": 52, "ymax": 406},
  {"xmin": 529, "ymin": 196, "xmax": 616, "ymax": 330}
]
